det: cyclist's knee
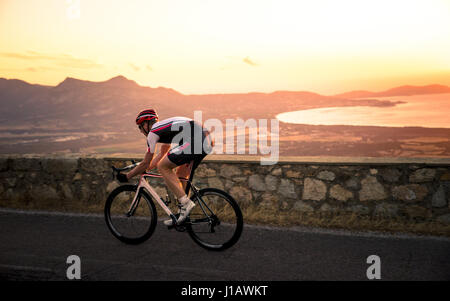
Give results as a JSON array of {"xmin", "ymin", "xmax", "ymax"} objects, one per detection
[
  {"xmin": 156, "ymin": 160, "xmax": 167, "ymax": 172},
  {"xmin": 157, "ymin": 158, "xmax": 174, "ymax": 173},
  {"xmin": 176, "ymin": 163, "xmax": 191, "ymax": 176}
]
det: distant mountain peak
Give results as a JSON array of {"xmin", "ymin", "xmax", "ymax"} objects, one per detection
[
  {"xmin": 58, "ymin": 77, "xmax": 76, "ymax": 84},
  {"xmin": 105, "ymin": 75, "xmax": 133, "ymax": 83},
  {"xmin": 54, "ymin": 75, "xmax": 139, "ymax": 90},
  {"xmin": 334, "ymin": 84, "xmax": 450, "ymax": 98},
  {"xmin": 109, "ymin": 75, "xmax": 127, "ymax": 81},
  {"xmin": 55, "ymin": 77, "xmax": 91, "ymax": 89},
  {"xmin": 101, "ymin": 75, "xmax": 140, "ymax": 88}
]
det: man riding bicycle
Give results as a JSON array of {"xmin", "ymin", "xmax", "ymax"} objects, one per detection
[{"xmin": 116, "ymin": 109, "xmax": 213, "ymax": 226}]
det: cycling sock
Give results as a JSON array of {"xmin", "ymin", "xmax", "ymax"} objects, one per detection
[{"xmin": 178, "ymin": 194, "xmax": 190, "ymax": 205}]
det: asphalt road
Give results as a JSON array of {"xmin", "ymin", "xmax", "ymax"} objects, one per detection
[{"xmin": 0, "ymin": 209, "xmax": 449, "ymax": 281}]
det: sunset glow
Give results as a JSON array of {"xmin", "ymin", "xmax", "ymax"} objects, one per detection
[
  {"xmin": 1, "ymin": 0, "xmax": 449, "ymax": 94},
  {"xmin": 276, "ymin": 93, "xmax": 450, "ymax": 128}
]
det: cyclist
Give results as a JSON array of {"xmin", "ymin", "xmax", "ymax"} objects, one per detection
[{"xmin": 116, "ymin": 109, "xmax": 213, "ymax": 226}]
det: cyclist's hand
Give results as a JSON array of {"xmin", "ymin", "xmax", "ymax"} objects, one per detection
[{"xmin": 116, "ymin": 172, "xmax": 128, "ymax": 183}]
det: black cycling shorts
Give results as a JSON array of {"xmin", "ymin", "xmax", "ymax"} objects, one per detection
[{"xmin": 167, "ymin": 124, "xmax": 213, "ymax": 171}]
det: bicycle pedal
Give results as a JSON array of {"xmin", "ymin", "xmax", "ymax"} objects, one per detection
[
  {"xmin": 175, "ymin": 225, "xmax": 186, "ymax": 232},
  {"xmin": 167, "ymin": 222, "xmax": 184, "ymax": 231}
]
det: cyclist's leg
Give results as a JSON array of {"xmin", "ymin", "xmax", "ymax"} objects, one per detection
[
  {"xmin": 176, "ymin": 162, "xmax": 191, "ymax": 190},
  {"xmin": 159, "ymin": 128, "xmax": 211, "ymax": 200},
  {"xmin": 157, "ymin": 155, "xmax": 186, "ymax": 200},
  {"xmin": 158, "ymin": 154, "xmax": 196, "ymax": 225}
]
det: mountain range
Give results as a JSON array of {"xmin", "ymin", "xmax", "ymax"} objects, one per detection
[
  {"xmin": 1, "ymin": 75, "xmax": 450, "ymax": 133},
  {"xmin": 334, "ymin": 84, "xmax": 450, "ymax": 98}
]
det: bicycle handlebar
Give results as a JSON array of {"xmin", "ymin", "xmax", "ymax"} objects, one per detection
[
  {"xmin": 111, "ymin": 161, "xmax": 140, "ymax": 180},
  {"xmin": 111, "ymin": 161, "xmax": 164, "ymax": 178},
  {"xmin": 111, "ymin": 161, "xmax": 189, "ymax": 181},
  {"xmin": 112, "ymin": 163, "xmax": 137, "ymax": 172}
]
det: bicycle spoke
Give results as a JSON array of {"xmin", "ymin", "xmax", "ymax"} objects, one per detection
[
  {"xmin": 105, "ymin": 185, "xmax": 157, "ymax": 244},
  {"xmin": 187, "ymin": 188, "xmax": 243, "ymax": 251}
]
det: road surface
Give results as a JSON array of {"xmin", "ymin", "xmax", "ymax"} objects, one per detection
[{"xmin": 0, "ymin": 209, "xmax": 449, "ymax": 281}]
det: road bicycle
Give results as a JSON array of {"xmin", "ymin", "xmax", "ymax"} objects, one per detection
[{"xmin": 104, "ymin": 161, "xmax": 244, "ymax": 251}]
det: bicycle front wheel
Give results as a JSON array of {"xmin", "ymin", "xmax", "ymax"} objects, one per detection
[
  {"xmin": 104, "ymin": 185, "xmax": 157, "ymax": 245},
  {"xmin": 187, "ymin": 188, "xmax": 243, "ymax": 251}
]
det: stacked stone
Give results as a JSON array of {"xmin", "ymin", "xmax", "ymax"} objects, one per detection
[
  {"xmin": 0, "ymin": 156, "xmax": 449, "ymax": 224},
  {"xmin": 193, "ymin": 162, "xmax": 450, "ymax": 223}
]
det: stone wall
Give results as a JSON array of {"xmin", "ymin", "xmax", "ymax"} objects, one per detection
[{"xmin": 1, "ymin": 155, "xmax": 450, "ymax": 225}]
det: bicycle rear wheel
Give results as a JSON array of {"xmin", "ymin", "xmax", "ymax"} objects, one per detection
[
  {"xmin": 187, "ymin": 188, "xmax": 243, "ymax": 251},
  {"xmin": 104, "ymin": 185, "xmax": 157, "ymax": 245}
]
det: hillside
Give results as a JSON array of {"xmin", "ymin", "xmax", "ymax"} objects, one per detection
[
  {"xmin": 0, "ymin": 75, "xmax": 422, "ymax": 130},
  {"xmin": 334, "ymin": 84, "xmax": 450, "ymax": 99},
  {"xmin": 1, "ymin": 76, "xmax": 449, "ymax": 157}
]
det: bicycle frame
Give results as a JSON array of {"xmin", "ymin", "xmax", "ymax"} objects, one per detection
[
  {"xmin": 126, "ymin": 159, "xmax": 199, "ymax": 225},
  {"xmin": 116, "ymin": 158, "xmax": 214, "ymax": 227},
  {"xmin": 127, "ymin": 173, "xmax": 178, "ymax": 224}
]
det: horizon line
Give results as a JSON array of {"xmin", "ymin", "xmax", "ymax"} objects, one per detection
[{"xmin": 1, "ymin": 75, "xmax": 450, "ymax": 97}]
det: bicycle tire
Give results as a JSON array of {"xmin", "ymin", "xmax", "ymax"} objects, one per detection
[
  {"xmin": 187, "ymin": 188, "xmax": 243, "ymax": 251},
  {"xmin": 104, "ymin": 185, "xmax": 157, "ymax": 245}
]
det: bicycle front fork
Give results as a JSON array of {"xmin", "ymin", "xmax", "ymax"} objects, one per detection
[{"xmin": 127, "ymin": 190, "xmax": 141, "ymax": 217}]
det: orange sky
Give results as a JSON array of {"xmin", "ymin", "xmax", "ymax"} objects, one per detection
[{"xmin": 1, "ymin": 0, "xmax": 449, "ymax": 95}]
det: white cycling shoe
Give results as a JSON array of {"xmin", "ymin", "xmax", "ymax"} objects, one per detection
[{"xmin": 164, "ymin": 200, "xmax": 196, "ymax": 226}]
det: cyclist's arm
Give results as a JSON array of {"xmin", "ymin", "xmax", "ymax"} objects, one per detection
[
  {"xmin": 147, "ymin": 143, "xmax": 170, "ymax": 170},
  {"xmin": 126, "ymin": 150, "xmax": 153, "ymax": 180}
]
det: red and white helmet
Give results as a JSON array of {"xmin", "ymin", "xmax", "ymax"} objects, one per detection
[{"xmin": 135, "ymin": 109, "xmax": 158, "ymax": 125}]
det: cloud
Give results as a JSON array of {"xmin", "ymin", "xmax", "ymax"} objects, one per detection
[
  {"xmin": 0, "ymin": 66, "xmax": 58, "ymax": 72},
  {"xmin": 219, "ymin": 56, "xmax": 259, "ymax": 70},
  {"xmin": 243, "ymin": 56, "xmax": 258, "ymax": 66},
  {"xmin": 0, "ymin": 51, "xmax": 102, "ymax": 69},
  {"xmin": 127, "ymin": 63, "xmax": 153, "ymax": 72},
  {"xmin": 129, "ymin": 63, "xmax": 140, "ymax": 71}
]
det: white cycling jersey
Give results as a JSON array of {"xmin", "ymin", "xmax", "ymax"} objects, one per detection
[{"xmin": 146, "ymin": 116, "xmax": 193, "ymax": 153}]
